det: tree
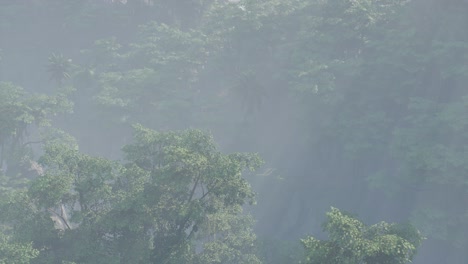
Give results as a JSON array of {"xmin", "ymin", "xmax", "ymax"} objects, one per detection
[
  {"xmin": 47, "ymin": 53, "xmax": 73, "ymax": 88},
  {"xmin": 0, "ymin": 125, "xmax": 263, "ymax": 263},
  {"xmin": 0, "ymin": 82, "xmax": 72, "ymax": 187},
  {"xmin": 89, "ymin": 22, "xmax": 210, "ymax": 129},
  {"xmin": 301, "ymin": 207, "xmax": 423, "ymax": 264},
  {"xmin": 120, "ymin": 124, "xmax": 263, "ymax": 263}
]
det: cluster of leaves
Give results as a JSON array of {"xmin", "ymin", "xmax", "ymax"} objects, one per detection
[
  {"xmin": 91, "ymin": 23, "xmax": 209, "ymax": 127},
  {"xmin": 301, "ymin": 207, "xmax": 423, "ymax": 264},
  {"xmin": 0, "ymin": 230, "xmax": 38, "ymax": 264},
  {"xmin": 0, "ymin": 82, "xmax": 72, "ymax": 188}
]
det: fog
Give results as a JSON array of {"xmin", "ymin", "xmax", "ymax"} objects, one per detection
[{"xmin": 1, "ymin": 1, "xmax": 467, "ymax": 263}]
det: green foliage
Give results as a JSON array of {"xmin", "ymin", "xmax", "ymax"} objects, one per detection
[
  {"xmin": 0, "ymin": 82, "xmax": 72, "ymax": 186},
  {"xmin": 301, "ymin": 208, "xmax": 423, "ymax": 264},
  {"xmin": 122, "ymin": 124, "xmax": 263, "ymax": 263},
  {"xmin": 89, "ymin": 22, "xmax": 210, "ymax": 127},
  {"xmin": 1, "ymin": 125, "xmax": 263, "ymax": 263},
  {"xmin": 0, "ymin": 231, "xmax": 39, "ymax": 264}
]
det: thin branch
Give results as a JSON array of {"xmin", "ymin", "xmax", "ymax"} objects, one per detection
[
  {"xmin": 187, "ymin": 172, "xmax": 201, "ymax": 204},
  {"xmin": 187, "ymin": 224, "xmax": 197, "ymax": 240},
  {"xmin": 48, "ymin": 207, "xmax": 71, "ymax": 230},
  {"xmin": 22, "ymin": 140, "xmax": 43, "ymax": 147}
]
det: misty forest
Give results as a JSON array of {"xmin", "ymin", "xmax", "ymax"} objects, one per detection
[{"xmin": 1, "ymin": 0, "xmax": 467, "ymax": 263}]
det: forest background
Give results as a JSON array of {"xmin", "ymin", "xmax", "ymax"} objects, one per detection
[{"xmin": 0, "ymin": 0, "xmax": 467, "ymax": 263}]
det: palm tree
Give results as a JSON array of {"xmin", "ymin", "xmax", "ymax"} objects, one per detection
[{"xmin": 47, "ymin": 53, "xmax": 72, "ymax": 87}]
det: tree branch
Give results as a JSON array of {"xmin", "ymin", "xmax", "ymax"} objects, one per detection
[{"xmin": 48, "ymin": 206, "xmax": 71, "ymax": 230}]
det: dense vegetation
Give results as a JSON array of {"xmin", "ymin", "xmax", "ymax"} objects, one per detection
[{"xmin": 1, "ymin": 0, "xmax": 467, "ymax": 263}]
